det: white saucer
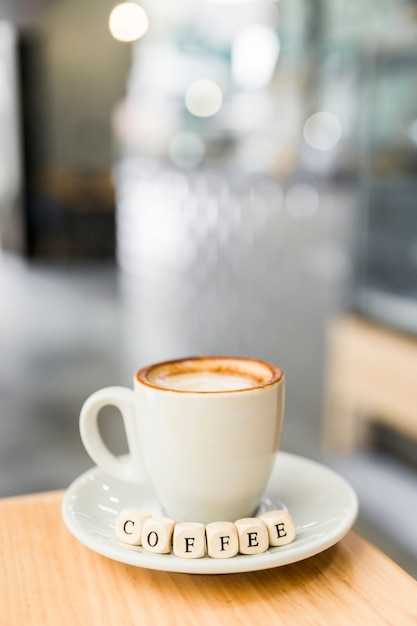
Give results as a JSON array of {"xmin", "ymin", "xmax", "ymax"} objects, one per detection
[{"xmin": 62, "ymin": 451, "xmax": 358, "ymax": 575}]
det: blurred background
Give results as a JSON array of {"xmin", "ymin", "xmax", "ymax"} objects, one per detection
[{"xmin": 1, "ymin": 0, "xmax": 416, "ymax": 577}]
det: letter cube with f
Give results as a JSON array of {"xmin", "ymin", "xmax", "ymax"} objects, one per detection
[
  {"xmin": 206, "ymin": 522, "xmax": 239, "ymax": 559},
  {"xmin": 173, "ymin": 522, "xmax": 206, "ymax": 559}
]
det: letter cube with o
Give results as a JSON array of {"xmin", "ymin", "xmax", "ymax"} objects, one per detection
[
  {"xmin": 173, "ymin": 522, "xmax": 206, "ymax": 559},
  {"xmin": 235, "ymin": 518, "xmax": 269, "ymax": 555},
  {"xmin": 260, "ymin": 509, "xmax": 296, "ymax": 546},
  {"xmin": 115, "ymin": 508, "xmax": 151, "ymax": 546},
  {"xmin": 141, "ymin": 517, "xmax": 175, "ymax": 554},
  {"xmin": 206, "ymin": 522, "xmax": 239, "ymax": 559}
]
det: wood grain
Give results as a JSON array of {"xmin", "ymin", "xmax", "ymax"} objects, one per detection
[{"xmin": 1, "ymin": 491, "xmax": 417, "ymax": 625}]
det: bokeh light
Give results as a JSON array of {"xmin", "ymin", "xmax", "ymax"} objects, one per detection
[
  {"xmin": 232, "ymin": 24, "xmax": 280, "ymax": 90},
  {"xmin": 303, "ymin": 112, "xmax": 342, "ymax": 151},
  {"xmin": 185, "ymin": 79, "xmax": 223, "ymax": 118},
  {"xmin": 109, "ymin": 2, "xmax": 149, "ymax": 42}
]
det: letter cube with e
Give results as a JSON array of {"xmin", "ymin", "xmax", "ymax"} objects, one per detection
[
  {"xmin": 206, "ymin": 522, "xmax": 239, "ymax": 559},
  {"xmin": 235, "ymin": 518, "xmax": 269, "ymax": 555},
  {"xmin": 173, "ymin": 522, "xmax": 206, "ymax": 559},
  {"xmin": 115, "ymin": 508, "xmax": 151, "ymax": 546},
  {"xmin": 141, "ymin": 517, "xmax": 175, "ymax": 554},
  {"xmin": 260, "ymin": 509, "xmax": 296, "ymax": 546}
]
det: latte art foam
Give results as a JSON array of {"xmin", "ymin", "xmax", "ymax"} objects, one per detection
[{"xmin": 152, "ymin": 371, "xmax": 259, "ymax": 392}]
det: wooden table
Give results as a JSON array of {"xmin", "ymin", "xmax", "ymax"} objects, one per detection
[
  {"xmin": 323, "ymin": 314, "xmax": 417, "ymax": 452},
  {"xmin": 2, "ymin": 491, "xmax": 417, "ymax": 625}
]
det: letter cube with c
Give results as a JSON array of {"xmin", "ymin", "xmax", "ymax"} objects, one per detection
[
  {"xmin": 235, "ymin": 517, "xmax": 269, "ymax": 555},
  {"xmin": 206, "ymin": 522, "xmax": 239, "ymax": 559},
  {"xmin": 260, "ymin": 509, "xmax": 296, "ymax": 546},
  {"xmin": 115, "ymin": 508, "xmax": 151, "ymax": 546},
  {"xmin": 141, "ymin": 517, "xmax": 175, "ymax": 554},
  {"xmin": 173, "ymin": 522, "xmax": 206, "ymax": 558}
]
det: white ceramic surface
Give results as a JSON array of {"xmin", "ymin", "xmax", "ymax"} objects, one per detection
[{"xmin": 62, "ymin": 452, "xmax": 358, "ymax": 575}]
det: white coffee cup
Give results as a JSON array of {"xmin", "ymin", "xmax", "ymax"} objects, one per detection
[{"xmin": 79, "ymin": 356, "xmax": 285, "ymax": 524}]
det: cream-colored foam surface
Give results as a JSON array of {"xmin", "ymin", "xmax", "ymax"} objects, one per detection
[{"xmin": 150, "ymin": 371, "xmax": 258, "ymax": 392}]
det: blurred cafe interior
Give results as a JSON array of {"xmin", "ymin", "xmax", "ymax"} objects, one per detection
[{"xmin": 0, "ymin": 0, "xmax": 417, "ymax": 577}]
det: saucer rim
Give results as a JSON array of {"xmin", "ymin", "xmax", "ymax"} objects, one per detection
[{"xmin": 62, "ymin": 451, "xmax": 358, "ymax": 575}]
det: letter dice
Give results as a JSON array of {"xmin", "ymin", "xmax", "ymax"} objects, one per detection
[
  {"xmin": 141, "ymin": 516, "xmax": 175, "ymax": 554},
  {"xmin": 260, "ymin": 509, "xmax": 296, "ymax": 546},
  {"xmin": 206, "ymin": 522, "xmax": 239, "ymax": 559},
  {"xmin": 235, "ymin": 518, "xmax": 269, "ymax": 555},
  {"xmin": 173, "ymin": 523, "xmax": 206, "ymax": 559},
  {"xmin": 115, "ymin": 508, "xmax": 151, "ymax": 546}
]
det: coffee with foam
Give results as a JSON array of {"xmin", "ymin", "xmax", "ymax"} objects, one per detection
[
  {"xmin": 143, "ymin": 357, "xmax": 279, "ymax": 393},
  {"xmin": 80, "ymin": 355, "xmax": 285, "ymax": 523}
]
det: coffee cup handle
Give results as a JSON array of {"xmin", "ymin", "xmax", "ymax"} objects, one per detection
[{"xmin": 79, "ymin": 386, "xmax": 146, "ymax": 483}]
